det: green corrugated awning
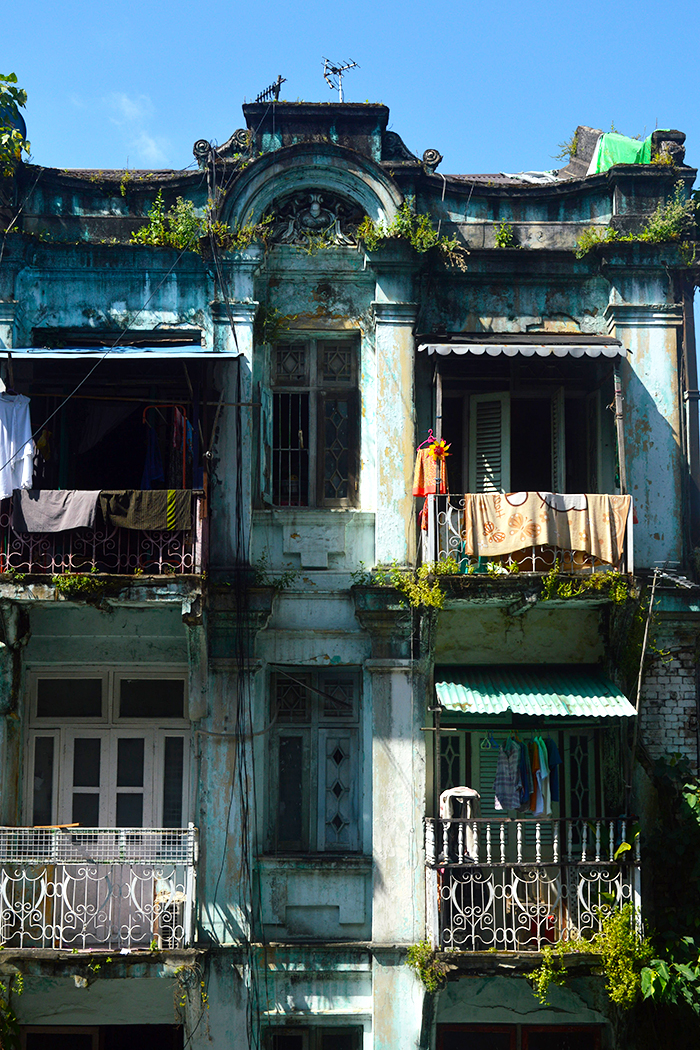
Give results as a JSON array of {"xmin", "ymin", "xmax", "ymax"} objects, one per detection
[{"xmin": 435, "ymin": 667, "xmax": 636, "ymax": 718}]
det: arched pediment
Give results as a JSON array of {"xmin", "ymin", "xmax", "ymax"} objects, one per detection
[{"xmin": 220, "ymin": 142, "xmax": 404, "ymax": 230}]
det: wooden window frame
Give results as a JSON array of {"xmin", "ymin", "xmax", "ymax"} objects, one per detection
[
  {"xmin": 267, "ymin": 669, "xmax": 361, "ymax": 855},
  {"xmin": 25, "ymin": 667, "xmax": 190, "ymax": 828},
  {"xmin": 266, "ymin": 338, "xmax": 360, "ymax": 508}
]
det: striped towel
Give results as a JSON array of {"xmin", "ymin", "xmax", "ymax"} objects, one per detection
[{"xmin": 99, "ymin": 490, "xmax": 192, "ymax": 531}]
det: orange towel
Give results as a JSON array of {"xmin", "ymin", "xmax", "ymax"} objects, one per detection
[{"xmin": 413, "ymin": 448, "xmax": 448, "ymax": 496}]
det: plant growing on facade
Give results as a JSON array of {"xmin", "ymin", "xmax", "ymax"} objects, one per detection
[
  {"xmin": 494, "ymin": 222, "xmax": 517, "ymax": 248},
  {"xmin": 0, "ymin": 973, "xmax": 23, "ymax": 1050},
  {"xmin": 528, "ymin": 906, "xmax": 652, "ymax": 1008},
  {"xmin": 0, "ymin": 73, "xmax": 30, "ymax": 177},
  {"xmin": 553, "ymin": 130, "xmax": 579, "ymax": 161},
  {"xmin": 574, "ymin": 181, "xmax": 698, "ymax": 258},
  {"xmin": 407, "ymin": 940, "xmax": 447, "ymax": 993},
  {"xmin": 370, "ymin": 557, "xmax": 461, "ymax": 610},
  {"xmin": 357, "ymin": 197, "xmax": 468, "ymax": 266},
  {"xmin": 130, "ymin": 191, "xmax": 272, "ymax": 254}
]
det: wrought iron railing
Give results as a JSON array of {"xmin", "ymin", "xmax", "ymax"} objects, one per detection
[
  {"xmin": 420, "ymin": 494, "xmax": 633, "ymax": 574},
  {"xmin": 0, "ymin": 491, "xmax": 206, "ymax": 576},
  {"xmin": 424, "ymin": 817, "xmax": 641, "ymax": 951},
  {"xmin": 0, "ymin": 825, "xmax": 198, "ymax": 949}
]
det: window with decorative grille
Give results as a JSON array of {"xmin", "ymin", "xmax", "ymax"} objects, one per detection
[
  {"xmin": 263, "ymin": 340, "xmax": 359, "ymax": 507},
  {"xmin": 267, "ymin": 670, "xmax": 361, "ymax": 853}
]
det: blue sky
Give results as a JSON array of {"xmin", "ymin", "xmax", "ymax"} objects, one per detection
[{"xmin": 4, "ymin": 0, "xmax": 700, "ymax": 177}]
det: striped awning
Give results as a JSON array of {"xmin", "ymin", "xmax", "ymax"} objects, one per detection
[
  {"xmin": 418, "ymin": 342, "xmax": 625, "ymax": 358},
  {"xmin": 435, "ymin": 666, "xmax": 636, "ymax": 717}
]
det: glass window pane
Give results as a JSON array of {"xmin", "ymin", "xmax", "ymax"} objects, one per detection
[
  {"xmin": 32, "ymin": 738, "xmax": 54, "ymax": 825},
  {"xmin": 163, "ymin": 737, "xmax": 184, "ymax": 827},
  {"xmin": 73, "ymin": 739, "xmax": 101, "ymax": 787},
  {"xmin": 441, "ymin": 1031, "xmax": 515, "ymax": 1050},
  {"xmin": 72, "ymin": 793, "xmax": 99, "ymax": 826},
  {"xmin": 26, "ymin": 1035, "xmax": 96, "ymax": 1050},
  {"xmin": 117, "ymin": 738, "xmax": 145, "ymax": 787},
  {"xmin": 324, "ymin": 397, "xmax": 350, "ymax": 500},
  {"xmin": 272, "ymin": 1035, "xmax": 304, "ymax": 1050},
  {"xmin": 37, "ymin": 679, "xmax": 102, "ymax": 718},
  {"xmin": 119, "ymin": 680, "xmax": 184, "ymax": 719},
  {"xmin": 116, "ymin": 794, "xmax": 143, "ymax": 828},
  {"xmin": 321, "ymin": 1030, "xmax": 357, "ymax": 1050},
  {"xmin": 277, "ymin": 736, "xmax": 304, "ymax": 849}
]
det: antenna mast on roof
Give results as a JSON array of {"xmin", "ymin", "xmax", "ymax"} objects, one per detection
[
  {"xmin": 255, "ymin": 75, "xmax": 286, "ymax": 103},
  {"xmin": 323, "ymin": 58, "xmax": 358, "ymax": 103}
]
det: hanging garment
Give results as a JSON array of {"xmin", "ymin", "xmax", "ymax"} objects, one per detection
[
  {"xmin": 529, "ymin": 740, "xmax": 542, "ymax": 813},
  {"xmin": 13, "ymin": 490, "xmax": 100, "ymax": 533},
  {"xmin": 413, "ymin": 447, "xmax": 448, "ymax": 497},
  {"xmin": 544, "ymin": 737, "xmax": 563, "ymax": 804},
  {"xmin": 99, "ymin": 490, "xmax": 192, "ymax": 531},
  {"xmin": 535, "ymin": 736, "xmax": 551, "ymax": 816},
  {"xmin": 494, "ymin": 738, "xmax": 522, "ymax": 811},
  {"xmin": 518, "ymin": 737, "xmax": 534, "ymax": 808},
  {"xmin": 0, "ymin": 394, "xmax": 33, "ymax": 500}
]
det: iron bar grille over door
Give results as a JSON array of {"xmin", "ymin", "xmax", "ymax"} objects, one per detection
[{"xmin": 268, "ymin": 340, "xmax": 359, "ymax": 507}]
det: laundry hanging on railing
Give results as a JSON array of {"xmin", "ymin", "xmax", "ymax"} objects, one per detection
[
  {"xmin": 12, "ymin": 489, "xmax": 100, "ymax": 532},
  {"xmin": 493, "ymin": 734, "xmax": 562, "ymax": 815},
  {"xmin": 99, "ymin": 489, "xmax": 192, "ymax": 531},
  {"xmin": 0, "ymin": 393, "xmax": 34, "ymax": 500},
  {"xmin": 462, "ymin": 491, "xmax": 631, "ymax": 565}
]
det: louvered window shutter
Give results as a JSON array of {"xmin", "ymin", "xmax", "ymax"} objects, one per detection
[
  {"xmin": 469, "ymin": 393, "xmax": 510, "ymax": 493},
  {"xmin": 551, "ymin": 386, "xmax": 566, "ymax": 493}
]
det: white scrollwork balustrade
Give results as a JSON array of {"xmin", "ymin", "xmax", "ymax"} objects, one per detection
[
  {"xmin": 425, "ymin": 817, "xmax": 640, "ymax": 952},
  {"xmin": 0, "ymin": 826, "xmax": 198, "ymax": 950}
]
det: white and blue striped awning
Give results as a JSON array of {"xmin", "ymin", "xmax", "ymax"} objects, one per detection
[{"xmin": 0, "ymin": 346, "xmax": 239, "ymax": 359}]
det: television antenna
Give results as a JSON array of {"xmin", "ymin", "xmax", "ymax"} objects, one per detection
[{"xmin": 323, "ymin": 58, "xmax": 359, "ymax": 103}]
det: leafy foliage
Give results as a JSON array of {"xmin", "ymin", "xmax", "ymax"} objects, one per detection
[
  {"xmin": 528, "ymin": 906, "xmax": 652, "ymax": 1008},
  {"xmin": 406, "ymin": 940, "xmax": 447, "ymax": 993},
  {"xmin": 130, "ymin": 190, "xmax": 272, "ymax": 254},
  {"xmin": 494, "ymin": 222, "xmax": 517, "ymax": 248},
  {"xmin": 553, "ymin": 130, "xmax": 579, "ymax": 161},
  {"xmin": 357, "ymin": 197, "xmax": 468, "ymax": 266},
  {"xmin": 0, "ymin": 973, "xmax": 23, "ymax": 1050},
  {"xmin": 575, "ymin": 181, "xmax": 698, "ymax": 258},
  {"xmin": 369, "ymin": 557, "xmax": 461, "ymax": 609},
  {"xmin": 0, "ymin": 73, "xmax": 30, "ymax": 177}
]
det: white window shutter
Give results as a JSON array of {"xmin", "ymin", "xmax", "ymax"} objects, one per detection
[
  {"xmin": 469, "ymin": 392, "xmax": 510, "ymax": 492},
  {"xmin": 551, "ymin": 386, "xmax": 566, "ymax": 493},
  {"xmin": 317, "ymin": 729, "xmax": 359, "ymax": 852}
]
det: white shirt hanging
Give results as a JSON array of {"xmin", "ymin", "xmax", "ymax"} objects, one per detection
[{"xmin": 0, "ymin": 394, "xmax": 34, "ymax": 500}]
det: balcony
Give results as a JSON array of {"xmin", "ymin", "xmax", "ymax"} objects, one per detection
[
  {"xmin": 421, "ymin": 492, "xmax": 633, "ymax": 574},
  {"xmin": 0, "ymin": 825, "xmax": 198, "ymax": 950},
  {"xmin": 0, "ymin": 491, "xmax": 206, "ymax": 576},
  {"xmin": 424, "ymin": 816, "xmax": 641, "ymax": 952}
]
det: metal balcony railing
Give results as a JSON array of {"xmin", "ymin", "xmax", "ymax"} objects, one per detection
[
  {"xmin": 0, "ymin": 491, "xmax": 206, "ymax": 576},
  {"xmin": 424, "ymin": 817, "xmax": 641, "ymax": 952},
  {"xmin": 0, "ymin": 825, "xmax": 198, "ymax": 949},
  {"xmin": 421, "ymin": 493, "xmax": 633, "ymax": 574}
]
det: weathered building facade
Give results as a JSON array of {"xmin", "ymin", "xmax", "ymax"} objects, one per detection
[{"xmin": 0, "ymin": 101, "xmax": 698, "ymax": 1049}]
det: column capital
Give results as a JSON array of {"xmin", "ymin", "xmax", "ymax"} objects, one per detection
[
  {"xmin": 605, "ymin": 302, "xmax": 683, "ymax": 332},
  {"xmin": 211, "ymin": 300, "xmax": 259, "ymax": 325},
  {"xmin": 371, "ymin": 301, "xmax": 418, "ymax": 326}
]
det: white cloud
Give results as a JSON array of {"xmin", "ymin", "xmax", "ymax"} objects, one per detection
[
  {"xmin": 108, "ymin": 92, "xmax": 155, "ymax": 125},
  {"xmin": 130, "ymin": 130, "xmax": 169, "ymax": 167}
]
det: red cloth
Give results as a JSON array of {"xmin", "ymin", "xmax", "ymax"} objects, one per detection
[{"xmin": 413, "ymin": 448, "xmax": 448, "ymax": 496}]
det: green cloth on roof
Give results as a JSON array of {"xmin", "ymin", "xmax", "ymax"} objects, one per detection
[{"xmin": 589, "ymin": 131, "xmax": 671, "ymax": 175}]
